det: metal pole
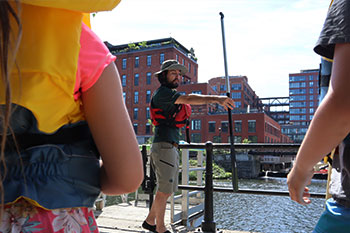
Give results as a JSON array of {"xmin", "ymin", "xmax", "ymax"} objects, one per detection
[
  {"xmin": 141, "ymin": 145, "xmax": 147, "ymax": 189},
  {"xmin": 201, "ymin": 142, "xmax": 216, "ymax": 233},
  {"xmin": 141, "ymin": 145, "xmax": 155, "ymax": 210},
  {"xmin": 220, "ymin": 12, "xmax": 238, "ymax": 191},
  {"xmin": 149, "ymin": 164, "xmax": 155, "ymax": 210}
]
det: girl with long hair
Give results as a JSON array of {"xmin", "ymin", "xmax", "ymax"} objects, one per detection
[{"xmin": 0, "ymin": 1, "xmax": 143, "ymax": 232}]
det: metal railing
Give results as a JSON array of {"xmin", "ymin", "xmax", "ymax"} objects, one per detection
[
  {"xmin": 138, "ymin": 142, "xmax": 326, "ymax": 233},
  {"xmin": 94, "ymin": 142, "xmax": 326, "ymax": 232},
  {"xmin": 170, "ymin": 147, "xmax": 205, "ymax": 228},
  {"xmin": 176, "ymin": 142, "xmax": 325, "ymax": 233}
]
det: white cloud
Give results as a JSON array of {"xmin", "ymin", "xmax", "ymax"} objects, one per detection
[{"xmin": 92, "ymin": 0, "xmax": 330, "ymax": 97}]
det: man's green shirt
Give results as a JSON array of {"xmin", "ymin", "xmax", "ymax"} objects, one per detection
[{"xmin": 151, "ymin": 86, "xmax": 182, "ymax": 144}]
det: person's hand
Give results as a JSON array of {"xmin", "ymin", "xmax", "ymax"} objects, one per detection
[
  {"xmin": 216, "ymin": 96, "xmax": 235, "ymax": 110},
  {"xmin": 287, "ymin": 164, "xmax": 314, "ymax": 205}
]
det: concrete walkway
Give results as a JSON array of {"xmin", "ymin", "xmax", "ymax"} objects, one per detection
[{"xmin": 94, "ymin": 201, "xmax": 256, "ymax": 233}]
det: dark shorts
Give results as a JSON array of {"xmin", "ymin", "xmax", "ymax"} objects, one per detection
[
  {"xmin": 150, "ymin": 142, "xmax": 179, "ymax": 194},
  {"xmin": 313, "ymin": 199, "xmax": 350, "ymax": 233}
]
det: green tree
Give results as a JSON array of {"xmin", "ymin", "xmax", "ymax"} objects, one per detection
[
  {"xmin": 188, "ymin": 159, "xmax": 232, "ymax": 180},
  {"xmin": 242, "ymin": 138, "xmax": 251, "ymax": 144},
  {"xmin": 138, "ymin": 41, "xmax": 147, "ymax": 47}
]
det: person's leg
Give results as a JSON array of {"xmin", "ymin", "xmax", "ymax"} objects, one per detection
[
  {"xmin": 144, "ymin": 142, "xmax": 178, "ymax": 232},
  {"xmin": 145, "ymin": 191, "xmax": 171, "ymax": 233}
]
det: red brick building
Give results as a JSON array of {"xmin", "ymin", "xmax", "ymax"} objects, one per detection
[
  {"xmin": 208, "ymin": 76, "xmax": 261, "ymax": 110},
  {"xmin": 177, "ymin": 82, "xmax": 291, "ymax": 143},
  {"xmin": 106, "ymin": 38, "xmax": 292, "ymax": 144},
  {"xmin": 106, "ymin": 38, "xmax": 198, "ymax": 142}
]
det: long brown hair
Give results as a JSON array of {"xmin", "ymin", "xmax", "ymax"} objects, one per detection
[{"xmin": 0, "ymin": 0, "xmax": 21, "ymax": 215}]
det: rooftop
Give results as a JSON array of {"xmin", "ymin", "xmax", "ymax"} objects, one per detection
[{"xmin": 105, "ymin": 37, "xmax": 198, "ymax": 62}]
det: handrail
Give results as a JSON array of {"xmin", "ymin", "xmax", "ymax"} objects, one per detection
[
  {"xmin": 178, "ymin": 142, "xmax": 300, "ymax": 150},
  {"xmin": 140, "ymin": 142, "xmax": 321, "ymax": 233},
  {"xmin": 178, "ymin": 185, "xmax": 325, "ymax": 198},
  {"xmin": 176, "ymin": 142, "xmax": 322, "ymax": 233}
]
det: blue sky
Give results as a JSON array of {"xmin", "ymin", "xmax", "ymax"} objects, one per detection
[{"xmin": 92, "ymin": 0, "xmax": 331, "ymax": 98}]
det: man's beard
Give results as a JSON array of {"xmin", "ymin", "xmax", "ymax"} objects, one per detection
[{"xmin": 164, "ymin": 79, "xmax": 179, "ymax": 89}]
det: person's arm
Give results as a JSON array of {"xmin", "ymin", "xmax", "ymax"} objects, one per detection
[
  {"xmin": 82, "ymin": 62, "xmax": 143, "ymax": 195},
  {"xmin": 287, "ymin": 43, "xmax": 350, "ymax": 205},
  {"xmin": 175, "ymin": 94, "xmax": 235, "ymax": 110}
]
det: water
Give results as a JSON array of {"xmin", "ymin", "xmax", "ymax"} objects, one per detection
[{"xmin": 213, "ymin": 178, "xmax": 327, "ymax": 233}]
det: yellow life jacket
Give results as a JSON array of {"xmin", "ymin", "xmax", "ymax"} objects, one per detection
[
  {"xmin": 0, "ymin": 0, "xmax": 121, "ymax": 210},
  {"xmin": 1, "ymin": 0, "xmax": 120, "ymax": 134},
  {"xmin": 21, "ymin": 0, "xmax": 121, "ymax": 13}
]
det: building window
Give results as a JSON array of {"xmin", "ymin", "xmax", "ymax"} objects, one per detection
[
  {"xmin": 134, "ymin": 91, "xmax": 139, "ymax": 104},
  {"xmin": 176, "ymin": 54, "xmax": 179, "ymax": 61},
  {"xmin": 194, "ymin": 67, "xmax": 197, "ymax": 76},
  {"xmin": 231, "ymin": 83, "xmax": 241, "ymax": 90},
  {"xmin": 290, "ymin": 89, "xmax": 306, "ymax": 95},
  {"xmin": 310, "ymin": 115, "xmax": 314, "ymax": 120},
  {"xmin": 248, "ymin": 135, "xmax": 258, "ymax": 143},
  {"xmin": 234, "ymin": 121, "xmax": 242, "ymax": 133},
  {"xmin": 290, "ymin": 115, "xmax": 300, "ymax": 121},
  {"xmin": 213, "ymin": 136, "xmax": 221, "ymax": 143},
  {"xmin": 289, "ymin": 82, "xmax": 300, "ymax": 88},
  {"xmin": 310, "ymin": 102, "xmax": 314, "ymax": 107},
  {"xmin": 309, "ymin": 88, "xmax": 314, "ymax": 94},
  {"xmin": 122, "ymin": 75, "xmax": 126, "ymax": 87},
  {"xmin": 235, "ymin": 101, "xmax": 242, "ymax": 108},
  {"xmin": 122, "ymin": 58, "xmax": 127, "ymax": 70},
  {"xmin": 290, "ymin": 95, "xmax": 306, "ymax": 101},
  {"xmin": 146, "ymin": 72, "xmax": 151, "ymax": 85},
  {"xmin": 248, "ymin": 120, "xmax": 256, "ymax": 133},
  {"xmin": 133, "ymin": 124, "xmax": 138, "ymax": 134},
  {"xmin": 221, "ymin": 121, "xmax": 228, "ymax": 133},
  {"xmin": 290, "ymin": 108, "xmax": 306, "ymax": 114},
  {"xmin": 146, "ymin": 90, "xmax": 151, "ymax": 103},
  {"xmin": 234, "ymin": 136, "xmax": 242, "ymax": 143},
  {"xmin": 191, "ymin": 133, "xmax": 201, "ymax": 143},
  {"xmin": 310, "ymin": 95, "xmax": 314, "ymax": 100},
  {"xmin": 134, "ymin": 74, "xmax": 139, "ymax": 86},
  {"xmin": 208, "ymin": 121, "xmax": 216, "ymax": 133},
  {"xmin": 310, "ymin": 108, "xmax": 314, "ymax": 114},
  {"xmin": 146, "ymin": 123, "xmax": 151, "ymax": 134},
  {"xmin": 146, "ymin": 107, "xmax": 150, "ymax": 119},
  {"xmin": 182, "ymin": 58, "xmax": 185, "ymax": 65},
  {"xmin": 309, "ymin": 81, "xmax": 314, "ymax": 87},
  {"xmin": 147, "ymin": 55, "xmax": 152, "ymax": 67},
  {"xmin": 231, "ymin": 92, "xmax": 241, "ymax": 99},
  {"xmin": 188, "ymin": 63, "xmax": 191, "ymax": 73},
  {"xmin": 192, "ymin": 91, "xmax": 202, "ymax": 94},
  {"xmin": 220, "ymin": 85, "xmax": 226, "ymax": 91},
  {"xmin": 290, "ymin": 76, "xmax": 306, "ymax": 82},
  {"xmin": 123, "ymin": 92, "xmax": 126, "ymax": 102},
  {"xmin": 160, "ymin": 53, "xmax": 164, "ymax": 64},
  {"xmin": 133, "ymin": 108, "xmax": 138, "ymax": 120},
  {"xmin": 300, "ymin": 127, "xmax": 308, "ymax": 134},
  {"xmin": 300, "ymin": 82, "xmax": 306, "ymax": 87},
  {"xmin": 191, "ymin": 119, "xmax": 201, "ymax": 130},
  {"xmin": 135, "ymin": 56, "xmax": 139, "ymax": 68},
  {"xmin": 290, "ymin": 102, "xmax": 306, "ymax": 107}
]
